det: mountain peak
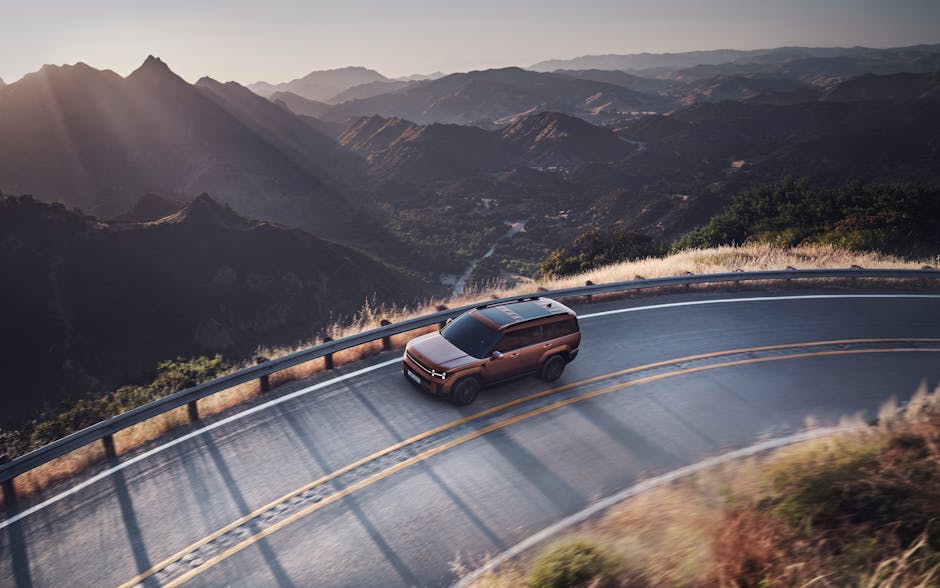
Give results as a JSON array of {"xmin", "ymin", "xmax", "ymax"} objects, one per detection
[
  {"xmin": 127, "ymin": 55, "xmax": 185, "ymax": 85},
  {"xmin": 141, "ymin": 55, "xmax": 170, "ymax": 71},
  {"xmin": 158, "ymin": 193, "xmax": 253, "ymax": 229}
]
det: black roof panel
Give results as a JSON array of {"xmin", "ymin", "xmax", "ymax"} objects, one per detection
[{"xmin": 475, "ymin": 299, "xmax": 567, "ymax": 327}]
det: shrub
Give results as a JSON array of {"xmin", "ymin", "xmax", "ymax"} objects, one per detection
[
  {"xmin": 526, "ymin": 540, "xmax": 620, "ymax": 588},
  {"xmin": 539, "ymin": 229, "xmax": 661, "ymax": 278}
]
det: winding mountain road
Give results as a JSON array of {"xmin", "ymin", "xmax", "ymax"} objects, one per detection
[{"xmin": 3, "ymin": 290, "xmax": 940, "ymax": 587}]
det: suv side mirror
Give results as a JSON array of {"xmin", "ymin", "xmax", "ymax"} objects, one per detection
[{"xmin": 491, "ymin": 351, "xmax": 504, "ymax": 361}]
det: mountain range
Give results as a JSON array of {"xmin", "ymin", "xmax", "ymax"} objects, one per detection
[
  {"xmin": 530, "ymin": 44, "xmax": 940, "ymax": 77},
  {"xmin": 0, "ymin": 56, "xmax": 413, "ymax": 257}
]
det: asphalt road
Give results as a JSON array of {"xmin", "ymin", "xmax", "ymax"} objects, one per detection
[{"xmin": 3, "ymin": 290, "xmax": 940, "ymax": 587}]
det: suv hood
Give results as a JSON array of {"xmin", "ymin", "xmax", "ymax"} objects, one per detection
[{"xmin": 406, "ymin": 332, "xmax": 478, "ymax": 371}]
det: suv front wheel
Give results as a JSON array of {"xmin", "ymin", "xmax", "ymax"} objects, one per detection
[
  {"xmin": 451, "ymin": 376, "xmax": 481, "ymax": 405},
  {"xmin": 539, "ymin": 355, "xmax": 566, "ymax": 382}
]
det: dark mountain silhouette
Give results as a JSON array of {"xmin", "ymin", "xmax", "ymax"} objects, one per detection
[
  {"xmin": 531, "ymin": 49, "xmax": 762, "ymax": 72},
  {"xmin": 270, "ymin": 90, "xmax": 332, "ymax": 117},
  {"xmin": 328, "ymin": 79, "xmax": 415, "ymax": 103},
  {"xmin": 111, "ymin": 193, "xmax": 185, "ymax": 222},
  {"xmin": 339, "ymin": 115, "xmax": 507, "ymax": 180},
  {"xmin": 0, "ymin": 56, "xmax": 376, "ymax": 247},
  {"xmin": 0, "ymin": 193, "xmax": 432, "ymax": 427},
  {"xmin": 338, "ymin": 115, "xmax": 420, "ymax": 153},
  {"xmin": 195, "ymin": 76, "xmax": 361, "ymax": 175},
  {"xmin": 338, "ymin": 112, "xmax": 635, "ymax": 179},
  {"xmin": 552, "ymin": 69, "xmax": 670, "ymax": 93},
  {"xmin": 670, "ymin": 50, "xmax": 940, "ymax": 82},
  {"xmin": 822, "ymin": 72, "xmax": 940, "ymax": 102},
  {"xmin": 395, "ymin": 72, "xmax": 446, "ymax": 81},
  {"xmin": 322, "ymin": 67, "xmax": 661, "ymax": 126},
  {"xmin": 664, "ymin": 74, "xmax": 815, "ymax": 105},
  {"xmin": 248, "ymin": 66, "xmax": 387, "ymax": 101},
  {"xmin": 531, "ymin": 45, "xmax": 940, "ymax": 75},
  {"xmin": 499, "ymin": 111, "xmax": 635, "ymax": 164}
]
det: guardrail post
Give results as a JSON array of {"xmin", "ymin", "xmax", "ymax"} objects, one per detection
[
  {"xmin": 0, "ymin": 454, "xmax": 14, "ymax": 506},
  {"xmin": 1, "ymin": 479, "xmax": 14, "ymax": 506},
  {"xmin": 733, "ymin": 268, "xmax": 744, "ymax": 286},
  {"xmin": 584, "ymin": 281, "xmax": 594, "ymax": 302},
  {"xmin": 102, "ymin": 434, "xmax": 117, "ymax": 459},
  {"xmin": 851, "ymin": 265, "xmax": 863, "ymax": 286},
  {"xmin": 187, "ymin": 400, "xmax": 199, "ymax": 422},
  {"xmin": 255, "ymin": 356, "xmax": 270, "ymax": 393},
  {"xmin": 323, "ymin": 337, "xmax": 334, "ymax": 369},
  {"xmin": 380, "ymin": 319, "xmax": 392, "ymax": 350},
  {"xmin": 682, "ymin": 271, "xmax": 693, "ymax": 290},
  {"xmin": 786, "ymin": 266, "xmax": 796, "ymax": 286},
  {"xmin": 435, "ymin": 305, "xmax": 449, "ymax": 329}
]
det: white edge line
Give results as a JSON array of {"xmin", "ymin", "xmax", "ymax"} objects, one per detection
[
  {"xmin": 454, "ymin": 426, "xmax": 849, "ymax": 587},
  {"xmin": 579, "ymin": 294, "xmax": 940, "ymax": 319},
  {"xmin": 0, "ymin": 358, "xmax": 401, "ymax": 529},
  {"xmin": 3, "ymin": 293, "xmax": 938, "ymax": 528}
]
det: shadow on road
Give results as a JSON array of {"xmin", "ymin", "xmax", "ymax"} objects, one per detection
[
  {"xmin": 108, "ymin": 461, "xmax": 154, "ymax": 575},
  {"xmin": 482, "ymin": 428, "xmax": 586, "ymax": 514},
  {"xmin": 276, "ymin": 400, "xmax": 420, "ymax": 586},
  {"xmin": 3, "ymin": 521, "xmax": 33, "ymax": 588},
  {"xmin": 350, "ymin": 386, "xmax": 508, "ymax": 550},
  {"xmin": 202, "ymin": 435, "xmax": 295, "ymax": 587},
  {"xmin": 572, "ymin": 399, "xmax": 681, "ymax": 467}
]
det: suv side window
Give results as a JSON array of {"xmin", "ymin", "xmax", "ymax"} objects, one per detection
[
  {"xmin": 494, "ymin": 325, "xmax": 542, "ymax": 352},
  {"xmin": 543, "ymin": 317, "xmax": 578, "ymax": 340}
]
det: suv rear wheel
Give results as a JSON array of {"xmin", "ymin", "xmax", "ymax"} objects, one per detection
[
  {"xmin": 539, "ymin": 355, "xmax": 566, "ymax": 382},
  {"xmin": 451, "ymin": 376, "xmax": 481, "ymax": 405}
]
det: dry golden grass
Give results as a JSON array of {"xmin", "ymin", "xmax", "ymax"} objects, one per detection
[
  {"xmin": 4, "ymin": 244, "xmax": 933, "ymax": 506},
  {"xmin": 467, "ymin": 383, "xmax": 940, "ymax": 588}
]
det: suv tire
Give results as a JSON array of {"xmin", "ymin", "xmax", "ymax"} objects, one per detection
[
  {"xmin": 452, "ymin": 376, "xmax": 481, "ymax": 405},
  {"xmin": 539, "ymin": 355, "xmax": 566, "ymax": 382}
]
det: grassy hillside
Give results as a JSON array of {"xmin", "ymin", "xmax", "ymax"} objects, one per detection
[{"xmin": 469, "ymin": 386, "xmax": 940, "ymax": 587}]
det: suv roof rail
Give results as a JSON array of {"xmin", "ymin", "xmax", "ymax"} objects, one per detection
[{"xmin": 473, "ymin": 295, "xmax": 542, "ymax": 311}]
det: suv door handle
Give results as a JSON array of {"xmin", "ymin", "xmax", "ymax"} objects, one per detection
[
  {"xmin": 509, "ymin": 352, "xmax": 520, "ymax": 358},
  {"xmin": 543, "ymin": 343, "xmax": 552, "ymax": 348}
]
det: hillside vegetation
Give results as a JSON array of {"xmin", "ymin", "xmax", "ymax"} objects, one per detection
[
  {"xmin": 470, "ymin": 385, "xmax": 940, "ymax": 587},
  {"xmin": 674, "ymin": 179, "xmax": 940, "ymax": 258},
  {"xmin": 0, "ymin": 192, "xmax": 431, "ymax": 432},
  {"xmin": 537, "ymin": 179, "xmax": 940, "ymax": 278}
]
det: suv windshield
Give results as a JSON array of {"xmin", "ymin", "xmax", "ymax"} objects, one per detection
[{"xmin": 440, "ymin": 313, "xmax": 501, "ymax": 358}]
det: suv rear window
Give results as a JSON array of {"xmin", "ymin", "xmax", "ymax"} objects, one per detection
[
  {"xmin": 440, "ymin": 313, "xmax": 501, "ymax": 358},
  {"xmin": 542, "ymin": 317, "xmax": 579, "ymax": 340}
]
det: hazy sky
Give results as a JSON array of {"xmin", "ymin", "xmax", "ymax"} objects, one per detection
[{"xmin": 1, "ymin": 0, "xmax": 938, "ymax": 84}]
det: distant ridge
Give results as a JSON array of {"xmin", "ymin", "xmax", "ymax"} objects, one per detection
[
  {"xmin": 248, "ymin": 66, "xmax": 387, "ymax": 102},
  {"xmin": 529, "ymin": 44, "xmax": 940, "ymax": 74}
]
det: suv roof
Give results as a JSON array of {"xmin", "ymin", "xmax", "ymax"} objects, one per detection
[{"xmin": 472, "ymin": 297, "xmax": 573, "ymax": 329}]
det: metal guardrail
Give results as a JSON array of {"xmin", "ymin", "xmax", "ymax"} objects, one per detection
[{"xmin": 1, "ymin": 267, "xmax": 938, "ymax": 487}]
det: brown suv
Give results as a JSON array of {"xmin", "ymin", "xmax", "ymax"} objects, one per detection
[{"xmin": 402, "ymin": 297, "xmax": 581, "ymax": 405}]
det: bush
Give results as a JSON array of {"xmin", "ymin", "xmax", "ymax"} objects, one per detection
[
  {"xmin": 539, "ymin": 229, "xmax": 662, "ymax": 278},
  {"xmin": 526, "ymin": 540, "xmax": 620, "ymax": 588},
  {"xmin": 3, "ymin": 355, "xmax": 230, "ymax": 458}
]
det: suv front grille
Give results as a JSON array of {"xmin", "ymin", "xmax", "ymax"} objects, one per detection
[{"xmin": 405, "ymin": 351, "xmax": 447, "ymax": 379}]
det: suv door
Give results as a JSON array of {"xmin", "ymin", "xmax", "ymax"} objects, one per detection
[{"xmin": 486, "ymin": 324, "xmax": 543, "ymax": 382}]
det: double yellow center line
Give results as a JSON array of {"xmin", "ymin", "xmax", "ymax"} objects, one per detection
[{"xmin": 122, "ymin": 338, "xmax": 940, "ymax": 587}]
